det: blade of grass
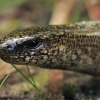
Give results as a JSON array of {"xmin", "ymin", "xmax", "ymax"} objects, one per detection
[
  {"xmin": 11, "ymin": 64, "xmax": 36, "ymax": 87},
  {"xmin": 26, "ymin": 65, "xmax": 37, "ymax": 89},
  {"xmin": 0, "ymin": 74, "xmax": 9, "ymax": 88},
  {"xmin": 26, "ymin": 65, "xmax": 42, "ymax": 100},
  {"xmin": 11, "ymin": 64, "xmax": 42, "ymax": 100}
]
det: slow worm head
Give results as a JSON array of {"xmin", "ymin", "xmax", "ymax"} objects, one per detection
[{"xmin": 1, "ymin": 21, "xmax": 100, "ymax": 75}]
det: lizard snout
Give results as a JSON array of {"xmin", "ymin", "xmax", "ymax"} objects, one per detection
[{"xmin": 0, "ymin": 44, "xmax": 10, "ymax": 62}]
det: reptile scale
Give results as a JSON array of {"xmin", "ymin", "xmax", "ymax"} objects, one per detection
[{"xmin": 0, "ymin": 21, "xmax": 100, "ymax": 75}]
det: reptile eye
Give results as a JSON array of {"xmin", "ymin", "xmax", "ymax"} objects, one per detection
[{"xmin": 26, "ymin": 40, "xmax": 40, "ymax": 49}]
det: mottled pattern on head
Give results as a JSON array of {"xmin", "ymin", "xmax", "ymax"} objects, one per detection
[{"xmin": 1, "ymin": 21, "xmax": 100, "ymax": 75}]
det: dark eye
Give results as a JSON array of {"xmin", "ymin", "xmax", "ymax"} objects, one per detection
[{"xmin": 26, "ymin": 40, "xmax": 40, "ymax": 49}]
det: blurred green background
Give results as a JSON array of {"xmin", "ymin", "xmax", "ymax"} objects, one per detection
[{"xmin": 0, "ymin": 0, "xmax": 89, "ymax": 35}]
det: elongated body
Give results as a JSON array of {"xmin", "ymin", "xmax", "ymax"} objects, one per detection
[{"xmin": 0, "ymin": 21, "xmax": 100, "ymax": 75}]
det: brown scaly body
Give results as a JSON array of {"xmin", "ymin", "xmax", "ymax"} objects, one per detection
[{"xmin": 0, "ymin": 21, "xmax": 100, "ymax": 75}]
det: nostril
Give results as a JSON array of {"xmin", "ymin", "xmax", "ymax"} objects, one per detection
[
  {"xmin": 6, "ymin": 45, "xmax": 11, "ymax": 49},
  {"xmin": 0, "ymin": 45, "xmax": 4, "ymax": 52},
  {"xmin": 0, "ymin": 45, "xmax": 9, "ymax": 60},
  {"xmin": 0, "ymin": 46, "xmax": 4, "ymax": 57},
  {"xmin": 0, "ymin": 44, "xmax": 8, "ymax": 54}
]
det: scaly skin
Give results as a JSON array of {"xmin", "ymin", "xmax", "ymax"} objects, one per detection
[{"xmin": 0, "ymin": 21, "xmax": 100, "ymax": 75}]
